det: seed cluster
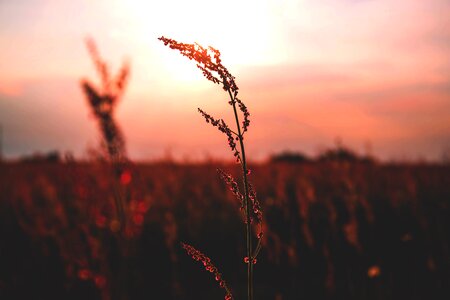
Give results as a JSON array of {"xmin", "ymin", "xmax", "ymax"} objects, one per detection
[
  {"xmin": 198, "ymin": 108, "xmax": 240, "ymax": 161},
  {"xmin": 235, "ymin": 98, "xmax": 250, "ymax": 134},
  {"xmin": 181, "ymin": 242, "xmax": 233, "ymax": 300},
  {"xmin": 217, "ymin": 168, "xmax": 244, "ymax": 210},
  {"xmin": 158, "ymin": 36, "xmax": 238, "ymax": 96}
]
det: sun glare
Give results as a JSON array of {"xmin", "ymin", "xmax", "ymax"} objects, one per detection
[{"xmin": 113, "ymin": 0, "xmax": 283, "ymax": 71}]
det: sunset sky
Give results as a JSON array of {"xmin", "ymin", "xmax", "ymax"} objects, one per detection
[{"xmin": 0, "ymin": 0, "xmax": 449, "ymax": 162}]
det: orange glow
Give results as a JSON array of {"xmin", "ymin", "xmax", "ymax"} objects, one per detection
[
  {"xmin": 0, "ymin": 0, "xmax": 449, "ymax": 161},
  {"xmin": 368, "ymin": 265, "xmax": 381, "ymax": 278},
  {"xmin": 0, "ymin": 81, "xmax": 23, "ymax": 97},
  {"xmin": 116, "ymin": 0, "xmax": 282, "ymax": 67}
]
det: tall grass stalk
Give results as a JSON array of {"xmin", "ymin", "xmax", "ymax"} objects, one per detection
[
  {"xmin": 230, "ymin": 89, "xmax": 253, "ymax": 300},
  {"xmin": 81, "ymin": 37, "xmax": 130, "ymax": 235},
  {"xmin": 80, "ymin": 38, "xmax": 135, "ymax": 300},
  {"xmin": 159, "ymin": 36, "xmax": 263, "ymax": 300}
]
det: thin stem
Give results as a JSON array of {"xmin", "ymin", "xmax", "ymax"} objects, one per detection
[
  {"xmin": 228, "ymin": 90, "xmax": 253, "ymax": 300},
  {"xmin": 112, "ymin": 163, "xmax": 126, "ymax": 235},
  {"xmin": 229, "ymin": 129, "xmax": 239, "ymax": 136}
]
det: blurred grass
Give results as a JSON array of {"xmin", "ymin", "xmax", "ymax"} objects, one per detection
[{"xmin": 0, "ymin": 160, "xmax": 448, "ymax": 300}]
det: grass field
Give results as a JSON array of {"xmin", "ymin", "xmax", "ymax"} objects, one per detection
[{"xmin": 0, "ymin": 160, "xmax": 448, "ymax": 300}]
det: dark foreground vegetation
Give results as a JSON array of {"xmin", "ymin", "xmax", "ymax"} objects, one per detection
[{"xmin": 0, "ymin": 160, "xmax": 449, "ymax": 300}]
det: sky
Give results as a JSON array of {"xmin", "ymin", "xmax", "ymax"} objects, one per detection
[{"xmin": 0, "ymin": 0, "xmax": 449, "ymax": 162}]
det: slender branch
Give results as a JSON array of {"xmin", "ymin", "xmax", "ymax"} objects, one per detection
[{"xmin": 229, "ymin": 129, "xmax": 239, "ymax": 136}]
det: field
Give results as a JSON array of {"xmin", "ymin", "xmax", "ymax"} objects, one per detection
[{"xmin": 0, "ymin": 160, "xmax": 448, "ymax": 300}]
